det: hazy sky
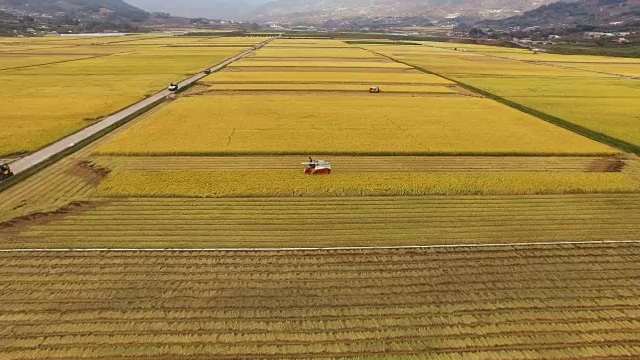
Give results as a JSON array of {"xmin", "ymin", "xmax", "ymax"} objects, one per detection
[{"xmin": 126, "ymin": 0, "xmax": 270, "ymax": 19}]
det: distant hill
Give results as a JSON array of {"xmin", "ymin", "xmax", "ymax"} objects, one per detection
[
  {"xmin": 126, "ymin": 0, "xmax": 269, "ymax": 20},
  {"xmin": 483, "ymin": 0, "xmax": 640, "ymax": 28},
  {"xmin": 0, "ymin": 0, "xmax": 149, "ymax": 22},
  {"xmin": 249, "ymin": 0, "xmax": 560, "ymax": 23}
]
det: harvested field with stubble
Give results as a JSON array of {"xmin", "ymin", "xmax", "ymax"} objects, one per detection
[
  {"xmin": 5, "ymin": 194, "xmax": 639, "ymax": 249},
  {"xmin": 1, "ymin": 244, "xmax": 640, "ymax": 360}
]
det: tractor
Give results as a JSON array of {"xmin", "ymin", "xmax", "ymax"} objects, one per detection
[{"xmin": 369, "ymin": 87, "xmax": 381, "ymax": 93}]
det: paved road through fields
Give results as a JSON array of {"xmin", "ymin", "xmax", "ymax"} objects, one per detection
[{"xmin": 8, "ymin": 37, "xmax": 273, "ymax": 176}]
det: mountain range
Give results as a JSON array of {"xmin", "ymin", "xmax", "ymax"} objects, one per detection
[
  {"xmin": 3, "ymin": 0, "xmax": 637, "ymax": 26},
  {"xmin": 0, "ymin": 0, "xmax": 148, "ymax": 21},
  {"xmin": 124, "ymin": 0, "xmax": 560, "ymax": 21},
  {"xmin": 485, "ymin": 0, "xmax": 640, "ymax": 28}
]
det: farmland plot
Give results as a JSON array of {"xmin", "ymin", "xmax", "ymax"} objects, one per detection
[
  {"xmin": 5, "ymin": 36, "xmax": 640, "ymax": 360},
  {"xmin": 0, "ymin": 38, "xmax": 256, "ymax": 156},
  {"xmin": 203, "ymin": 71, "xmax": 452, "ymax": 84},
  {"xmin": 365, "ymin": 43, "xmax": 640, "ymax": 148},
  {"xmin": 1, "ymin": 244, "xmax": 640, "ymax": 359},
  {"xmin": 96, "ymin": 170, "xmax": 639, "ymax": 197},
  {"xmin": 95, "ymin": 95, "xmax": 615, "ymax": 156}
]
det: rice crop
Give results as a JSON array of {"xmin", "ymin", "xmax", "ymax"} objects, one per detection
[
  {"xmin": 95, "ymin": 95, "xmax": 615, "ymax": 156},
  {"xmin": 248, "ymin": 48, "xmax": 381, "ymax": 58},
  {"xmin": 364, "ymin": 44, "xmax": 640, "ymax": 148},
  {"xmin": 5, "ymin": 194, "xmax": 640, "ymax": 248},
  {"xmin": 545, "ymin": 63, "xmax": 640, "ymax": 77},
  {"xmin": 204, "ymin": 83, "xmax": 458, "ymax": 93},
  {"xmin": 0, "ymin": 54, "xmax": 94, "ymax": 70},
  {"xmin": 204, "ymin": 71, "xmax": 453, "ymax": 84},
  {"xmin": 0, "ymin": 244, "xmax": 639, "ymax": 359},
  {"xmin": 0, "ymin": 41, "xmax": 254, "ymax": 156},
  {"xmin": 96, "ymin": 170, "xmax": 639, "ymax": 198},
  {"xmin": 228, "ymin": 60, "xmax": 411, "ymax": 68}
]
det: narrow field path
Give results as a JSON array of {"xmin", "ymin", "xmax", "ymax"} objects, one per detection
[{"xmin": 7, "ymin": 38, "xmax": 273, "ymax": 177}]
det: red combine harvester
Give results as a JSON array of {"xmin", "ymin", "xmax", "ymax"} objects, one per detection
[{"xmin": 303, "ymin": 158, "xmax": 332, "ymax": 175}]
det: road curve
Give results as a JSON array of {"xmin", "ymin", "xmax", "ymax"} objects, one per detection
[{"xmin": 9, "ymin": 37, "xmax": 273, "ymax": 176}]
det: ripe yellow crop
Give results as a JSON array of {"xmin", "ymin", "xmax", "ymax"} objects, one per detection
[
  {"xmin": 248, "ymin": 48, "xmax": 381, "ymax": 58},
  {"xmin": 365, "ymin": 43, "xmax": 640, "ymax": 147},
  {"xmin": 206, "ymin": 83, "xmax": 458, "ymax": 93},
  {"xmin": 0, "ymin": 42, "xmax": 250, "ymax": 156},
  {"xmin": 229, "ymin": 60, "xmax": 411, "ymax": 68},
  {"xmin": 97, "ymin": 170, "xmax": 639, "ymax": 197},
  {"xmin": 204, "ymin": 71, "xmax": 454, "ymax": 84},
  {"xmin": 96, "ymin": 95, "xmax": 615, "ymax": 156}
]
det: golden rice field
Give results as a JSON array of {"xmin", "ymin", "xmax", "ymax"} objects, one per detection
[
  {"xmin": 267, "ymin": 38, "xmax": 354, "ymax": 47},
  {"xmin": 248, "ymin": 48, "xmax": 382, "ymax": 58},
  {"xmin": 95, "ymin": 95, "xmax": 615, "ymax": 156},
  {"xmin": 548, "ymin": 63, "xmax": 640, "ymax": 77},
  {"xmin": 204, "ymin": 83, "xmax": 459, "ymax": 93},
  {"xmin": 228, "ymin": 60, "xmax": 412, "ymax": 68},
  {"xmin": 203, "ymin": 71, "xmax": 452, "ymax": 84},
  {"xmin": 91, "ymin": 155, "xmax": 626, "ymax": 173},
  {"xmin": 364, "ymin": 43, "xmax": 640, "ymax": 148},
  {"xmin": 96, "ymin": 170, "xmax": 639, "ymax": 197},
  {"xmin": 0, "ymin": 54, "xmax": 95, "ymax": 70},
  {"xmin": 1, "ymin": 244, "xmax": 638, "ymax": 359},
  {"xmin": 0, "ymin": 37, "xmax": 258, "ymax": 156},
  {"xmin": 3, "ymin": 36, "xmax": 640, "ymax": 360}
]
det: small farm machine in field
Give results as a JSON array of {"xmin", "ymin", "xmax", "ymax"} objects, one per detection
[
  {"xmin": 303, "ymin": 158, "xmax": 332, "ymax": 175},
  {"xmin": 369, "ymin": 87, "xmax": 381, "ymax": 93},
  {"xmin": 0, "ymin": 163, "xmax": 14, "ymax": 181}
]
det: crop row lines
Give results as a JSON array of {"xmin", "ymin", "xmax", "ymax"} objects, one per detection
[
  {"xmin": 4, "ymin": 308, "xmax": 638, "ymax": 330},
  {"xmin": 3, "ymin": 339, "xmax": 640, "ymax": 359},
  {"xmin": 4, "ymin": 321, "xmax": 640, "ymax": 342},
  {"xmin": 1, "ymin": 244, "xmax": 636, "ymax": 260},
  {"xmin": 3, "ymin": 303, "xmax": 637, "ymax": 324},
  {"xmin": 3, "ymin": 256, "xmax": 637, "ymax": 273},
  {"xmin": 2, "ymin": 292, "xmax": 638, "ymax": 311},
  {"xmin": 2, "ymin": 261, "xmax": 635, "ymax": 279},
  {"xmin": 4, "ymin": 330, "xmax": 640, "ymax": 351}
]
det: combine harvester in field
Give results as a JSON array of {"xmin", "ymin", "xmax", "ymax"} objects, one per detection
[
  {"xmin": 303, "ymin": 158, "xmax": 332, "ymax": 175},
  {"xmin": 0, "ymin": 163, "xmax": 14, "ymax": 181}
]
